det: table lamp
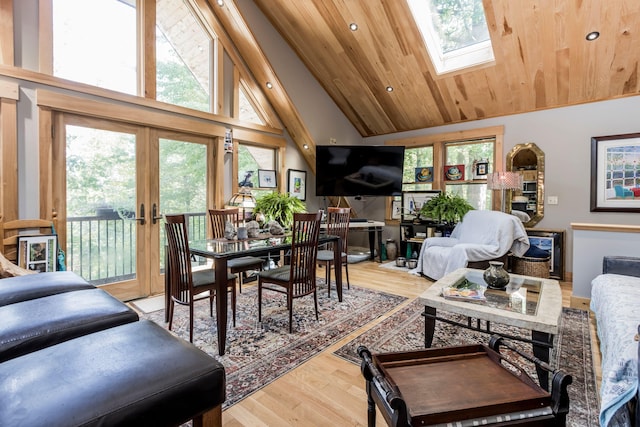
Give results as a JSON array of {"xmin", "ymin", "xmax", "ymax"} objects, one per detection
[
  {"xmin": 228, "ymin": 187, "xmax": 256, "ymax": 239},
  {"xmin": 487, "ymin": 171, "xmax": 523, "ymax": 212}
]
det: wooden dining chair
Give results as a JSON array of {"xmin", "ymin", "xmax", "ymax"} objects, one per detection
[
  {"xmin": 208, "ymin": 208, "xmax": 264, "ymax": 293},
  {"xmin": 316, "ymin": 207, "xmax": 351, "ymax": 297},
  {"xmin": 258, "ymin": 211, "xmax": 322, "ymax": 332},
  {"xmin": 164, "ymin": 214, "xmax": 238, "ymax": 342}
]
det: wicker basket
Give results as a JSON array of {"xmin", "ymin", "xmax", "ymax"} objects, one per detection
[{"xmin": 512, "ymin": 256, "xmax": 550, "ymax": 278}]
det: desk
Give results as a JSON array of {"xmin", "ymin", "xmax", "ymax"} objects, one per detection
[
  {"xmin": 165, "ymin": 233, "xmax": 341, "ymax": 355},
  {"xmin": 322, "ymin": 221, "xmax": 385, "ymax": 262}
]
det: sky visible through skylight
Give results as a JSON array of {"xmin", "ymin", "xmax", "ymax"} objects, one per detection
[{"xmin": 406, "ymin": 0, "xmax": 494, "ymax": 74}]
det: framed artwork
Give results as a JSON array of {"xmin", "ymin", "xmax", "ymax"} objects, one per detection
[
  {"xmin": 287, "ymin": 169, "xmax": 307, "ymax": 200},
  {"xmin": 258, "ymin": 169, "xmax": 277, "ymax": 188},
  {"xmin": 525, "ymin": 229, "xmax": 565, "ymax": 280},
  {"xmin": 590, "ymin": 132, "xmax": 640, "ymax": 212},
  {"xmin": 444, "ymin": 164, "xmax": 465, "ymax": 181},
  {"xmin": 414, "ymin": 167, "xmax": 433, "ymax": 183},
  {"xmin": 474, "ymin": 159, "xmax": 489, "ymax": 178},
  {"xmin": 18, "ymin": 234, "xmax": 58, "ymax": 273},
  {"xmin": 391, "ymin": 199, "xmax": 402, "ymax": 220},
  {"xmin": 401, "ymin": 190, "xmax": 441, "ymax": 221}
]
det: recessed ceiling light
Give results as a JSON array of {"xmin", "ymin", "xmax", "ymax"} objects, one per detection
[
  {"xmin": 266, "ymin": 82, "xmax": 273, "ymax": 89},
  {"xmin": 349, "ymin": 23, "xmax": 358, "ymax": 31},
  {"xmin": 386, "ymin": 86, "xmax": 394, "ymax": 92},
  {"xmin": 586, "ymin": 31, "xmax": 600, "ymax": 41},
  {"xmin": 303, "ymin": 144, "xmax": 309, "ymax": 150},
  {"xmin": 216, "ymin": 0, "xmax": 224, "ymax": 6}
]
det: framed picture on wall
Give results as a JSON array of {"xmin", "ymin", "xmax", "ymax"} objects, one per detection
[
  {"xmin": 525, "ymin": 229, "xmax": 565, "ymax": 280},
  {"xmin": 17, "ymin": 234, "xmax": 58, "ymax": 273},
  {"xmin": 258, "ymin": 169, "xmax": 277, "ymax": 188},
  {"xmin": 287, "ymin": 169, "xmax": 307, "ymax": 201},
  {"xmin": 590, "ymin": 133, "xmax": 640, "ymax": 212}
]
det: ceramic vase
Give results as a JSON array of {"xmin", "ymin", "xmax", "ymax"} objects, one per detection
[
  {"xmin": 385, "ymin": 239, "xmax": 398, "ymax": 260},
  {"xmin": 483, "ymin": 261, "xmax": 510, "ymax": 289}
]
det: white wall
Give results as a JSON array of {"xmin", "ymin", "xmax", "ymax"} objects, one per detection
[
  {"xmin": 573, "ymin": 228, "xmax": 640, "ymax": 298},
  {"xmin": 365, "ymin": 97, "xmax": 640, "ymax": 273}
]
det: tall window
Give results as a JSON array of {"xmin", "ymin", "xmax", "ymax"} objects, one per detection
[
  {"xmin": 402, "ymin": 146, "xmax": 434, "ymax": 192},
  {"xmin": 239, "ymin": 87, "xmax": 264, "ymax": 125},
  {"xmin": 156, "ymin": 0, "xmax": 212, "ymax": 112},
  {"xmin": 444, "ymin": 139, "xmax": 494, "ymax": 210},
  {"xmin": 238, "ymin": 144, "xmax": 276, "ymax": 200},
  {"xmin": 53, "ymin": 0, "xmax": 137, "ymax": 94}
]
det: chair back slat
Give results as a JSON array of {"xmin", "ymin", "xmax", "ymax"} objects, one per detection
[
  {"xmin": 326, "ymin": 207, "xmax": 351, "ymax": 253},
  {"xmin": 290, "ymin": 212, "xmax": 322, "ymax": 297},
  {"xmin": 209, "ymin": 208, "xmax": 241, "ymax": 239},
  {"xmin": 164, "ymin": 214, "xmax": 194, "ymax": 304}
]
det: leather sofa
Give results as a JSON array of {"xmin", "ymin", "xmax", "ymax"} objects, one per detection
[{"xmin": 0, "ymin": 271, "xmax": 225, "ymax": 427}]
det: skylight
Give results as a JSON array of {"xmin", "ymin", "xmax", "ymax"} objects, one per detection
[{"xmin": 406, "ymin": 0, "xmax": 495, "ymax": 75}]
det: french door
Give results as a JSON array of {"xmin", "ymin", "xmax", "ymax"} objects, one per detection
[{"xmin": 56, "ymin": 114, "xmax": 214, "ymax": 300}]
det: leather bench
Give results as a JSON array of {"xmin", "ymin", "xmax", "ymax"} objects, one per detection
[
  {"xmin": 0, "ymin": 271, "xmax": 94, "ymax": 306},
  {"xmin": 0, "ymin": 320, "xmax": 225, "ymax": 427},
  {"xmin": 0, "ymin": 288, "xmax": 139, "ymax": 362}
]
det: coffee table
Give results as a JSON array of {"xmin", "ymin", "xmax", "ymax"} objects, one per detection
[{"xmin": 418, "ymin": 268, "xmax": 563, "ymax": 390}]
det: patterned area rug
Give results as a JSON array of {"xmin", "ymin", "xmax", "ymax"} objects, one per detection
[
  {"xmin": 334, "ymin": 300, "xmax": 599, "ymax": 427},
  {"xmin": 139, "ymin": 281, "xmax": 406, "ymax": 408}
]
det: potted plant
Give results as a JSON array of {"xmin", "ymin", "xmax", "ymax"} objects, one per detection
[
  {"xmin": 253, "ymin": 192, "xmax": 307, "ymax": 229},
  {"xmin": 419, "ymin": 192, "xmax": 474, "ymax": 228}
]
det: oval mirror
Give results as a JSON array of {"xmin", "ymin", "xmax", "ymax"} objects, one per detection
[{"xmin": 506, "ymin": 143, "xmax": 544, "ymax": 227}]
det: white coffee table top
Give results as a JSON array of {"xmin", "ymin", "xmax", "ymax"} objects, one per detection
[{"xmin": 418, "ymin": 268, "xmax": 563, "ymax": 335}]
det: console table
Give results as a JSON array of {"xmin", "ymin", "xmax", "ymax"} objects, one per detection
[{"xmin": 323, "ymin": 221, "xmax": 385, "ymax": 262}]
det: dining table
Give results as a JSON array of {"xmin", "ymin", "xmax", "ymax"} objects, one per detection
[{"xmin": 164, "ymin": 232, "xmax": 342, "ymax": 355}]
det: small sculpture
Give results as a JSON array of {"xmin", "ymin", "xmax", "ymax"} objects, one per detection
[
  {"xmin": 268, "ymin": 220, "xmax": 285, "ymax": 235},
  {"xmin": 224, "ymin": 221, "xmax": 236, "ymax": 240},
  {"xmin": 246, "ymin": 220, "xmax": 260, "ymax": 238}
]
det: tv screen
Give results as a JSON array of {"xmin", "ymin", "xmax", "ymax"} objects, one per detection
[{"xmin": 316, "ymin": 145, "xmax": 405, "ymax": 197}]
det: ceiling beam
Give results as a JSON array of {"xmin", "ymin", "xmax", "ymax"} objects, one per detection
[{"xmin": 204, "ymin": 0, "xmax": 317, "ymax": 174}]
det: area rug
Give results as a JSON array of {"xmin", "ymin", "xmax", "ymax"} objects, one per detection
[
  {"xmin": 334, "ymin": 300, "xmax": 599, "ymax": 427},
  {"xmin": 378, "ymin": 260, "xmax": 414, "ymax": 272},
  {"xmin": 139, "ymin": 281, "xmax": 406, "ymax": 408}
]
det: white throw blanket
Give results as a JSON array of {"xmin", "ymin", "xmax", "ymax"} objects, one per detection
[{"xmin": 411, "ymin": 210, "xmax": 530, "ymax": 280}]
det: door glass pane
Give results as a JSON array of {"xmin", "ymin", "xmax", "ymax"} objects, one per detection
[
  {"xmin": 159, "ymin": 139, "xmax": 208, "ymax": 270},
  {"xmin": 66, "ymin": 125, "xmax": 137, "ymax": 284},
  {"xmin": 53, "ymin": 0, "xmax": 137, "ymax": 95}
]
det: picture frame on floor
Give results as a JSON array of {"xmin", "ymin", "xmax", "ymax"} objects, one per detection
[
  {"xmin": 525, "ymin": 229, "xmax": 565, "ymax": 280},
  {"xmin": 17, "ymin": 234, "xmax": 58, "ymax": 273}
]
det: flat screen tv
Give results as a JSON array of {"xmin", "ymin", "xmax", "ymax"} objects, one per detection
[{"xmin": 316, "ymin": 145, "xmax": 405, "ymax": 197}]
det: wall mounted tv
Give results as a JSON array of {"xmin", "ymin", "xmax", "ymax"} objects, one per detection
[{"xmin": 316, "ymin": 145, "xmax": 405, "ymax": 197}]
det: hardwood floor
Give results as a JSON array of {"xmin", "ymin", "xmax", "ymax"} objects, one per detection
[{"xmin": 221, "ymin": 260, "xmax": 599, "ymax": 426}]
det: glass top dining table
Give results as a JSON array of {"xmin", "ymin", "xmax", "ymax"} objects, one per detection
[{"xmin": 165, "ymin": 232, "xmax": 342, "ymax": 355}]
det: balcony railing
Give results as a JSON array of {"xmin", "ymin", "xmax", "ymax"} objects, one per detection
[{"xmin": 66, "ymin": 212, "xmax": 207, "ymax": 286}]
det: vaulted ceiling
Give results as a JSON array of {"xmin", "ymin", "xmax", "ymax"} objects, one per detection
[{"xmin": 252, "ymin": 0, "xmax": 640, "ymax": 137}]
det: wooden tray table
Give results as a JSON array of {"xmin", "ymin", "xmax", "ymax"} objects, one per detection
[{"xmin": 368, "ymin": 344, "xmax": 552, "ymax": 426}]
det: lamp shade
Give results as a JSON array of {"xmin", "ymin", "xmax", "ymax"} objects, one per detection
[
  {"xmin": 486, "ymin": 172, "xmax": 523, "ymax": 191},
  {"xmin": 228, "ymin": 187, "xmax": 256, "ymax": 221}
]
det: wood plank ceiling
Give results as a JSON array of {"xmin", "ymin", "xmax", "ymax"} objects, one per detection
[{"xmin": 253, "ymin": 0, "xmax": 640, "ymax": 137}]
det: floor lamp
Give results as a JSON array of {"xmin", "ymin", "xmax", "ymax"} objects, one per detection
[{"xmin": 487, "ymin": 172, "xmax": 523, "ymax": 212}]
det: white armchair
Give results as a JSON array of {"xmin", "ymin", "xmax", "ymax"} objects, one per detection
[{"xmin": 412, "ymin": 210, "xmax": 530, "ymax": 280}]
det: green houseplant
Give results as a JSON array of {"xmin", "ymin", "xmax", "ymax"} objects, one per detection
[
  {"xmin": 419, "ymin": 192, "xmax": 474, "ymax": 225},
  {"xmin": 253, "ymin": 192, "xmax": 307, "ymax": 229}
]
